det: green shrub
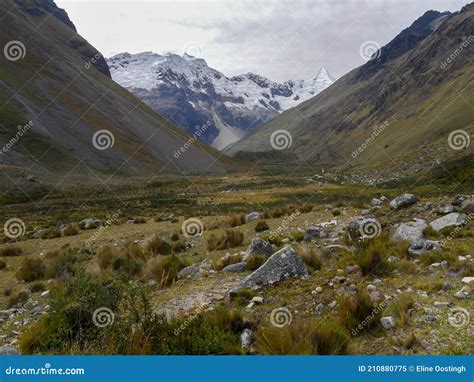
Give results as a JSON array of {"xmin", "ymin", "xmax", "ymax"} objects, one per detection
[
  {"xmin": 172, "ymin": 242, "xmax": 187, "ymax": 253},
  {"xmin": 331, "ymin": 209, "xmax": 341, "ymax": 217},
  {"xmin": 230, "ymin": 288, "xmax": 256, "ymax": 306},
  {"xmin": 291, "ymin": 231, "xmax": 305, "ymax": 242},
  {"xmin": 30, "ymin": 281, "xmax": 46, "ymax": 292},
  {"xmin": 255, "ymin": 220, "xmax": 269, "ymax": 232},
  {"xmin": 17, "ymin": 257, "xmax": 46, "ymax": 282},
  {"xmin": 0, "ymin": 259, "xmax": 6, "ymax": 269},
  {"xmin": 171, "ymin": 233, "xmax": 180, "ymax": 241}
]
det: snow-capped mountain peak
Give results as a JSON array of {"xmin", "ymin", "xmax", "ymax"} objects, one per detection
[{"xmin": 107, "ymin": 52, "xmax": 335, "ymax": 149}]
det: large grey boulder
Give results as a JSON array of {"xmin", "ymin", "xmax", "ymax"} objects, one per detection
[
  {"xmin": 390, "ymin": 194, "xmax": 417, "ymax": 209},
  {"xmin": 223, "ymin": 262, "xmax": 248, "ymax": 273},
  {"xmin": 243, "ymin": 237, "xmax": 273, "ymax": 260},
  {"xmin": 392, "ymin": 219, "xmax": 427, "ymax": 244},
  {"xmin": 429, "ymin": 213, "xmax": 468, "ymax": 232},
  {"xmin": 371, "ymin": 198, "xmax": 383, "ymax": 207},
  {"xmin": 237, "ymin": 246, "xmax": 308, "ymax": 290}
]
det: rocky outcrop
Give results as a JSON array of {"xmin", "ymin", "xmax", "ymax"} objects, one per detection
[
  {"xmin": 390, "ymin": 194, "xmax": 417, "ymax": 209},
  {"xmin": 429, "ymin": 213, "xmax": 468, "ymax": 232},
  {"xmin": 236, "ymin": 246, "xmax": 308, "ymax": 290},
  {"xmin": 243, "ymin": 238, "xmax": 273, "ymax": 260},
  {"xmin": 393, "ymin": 219, "xmax": 427, "ymax": 244}
]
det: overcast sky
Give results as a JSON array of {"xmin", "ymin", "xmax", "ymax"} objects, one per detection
[{"xmin": 56, "ymin": 0, "xmax": 469, "ymax": 82}]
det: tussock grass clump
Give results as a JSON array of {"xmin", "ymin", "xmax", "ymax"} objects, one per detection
[
  {"xmin": 63, "ymin": 223, "xmax": 80, "ymax": 236},
  {"xmin": 331, "ymin": 209, "xmax": 341, "ymax": 217},
  {"xmin": 423, "ymin": 226, "xmax": 439, "ymax": 239},
  {"xmin": 0, "ymin": 259, "xmax": 6, "ymax": 269},
  {"xmin": 255, "ymin": 220, "xmax": 269, "ymax": 232},
  {"xmin": 98, "ymin": 246, "xmax": 121, "ymax": 270},
  {"xmin": 300, "ymin": 205, "xmax": 313, "ymax": 213},
  {"xmin": 214, "ymin": 254, "xmax": 243, "ymax": 271},
  {"xmin": 296, "ymin": 246, "xmax": 322, "ymax": 272},
  {"xmin": 246, "ymin": 253, "xmax": 267, "ymax": 271},
  {"xmin": 144, "ymin": 234, "xmax": 172, "ymax": 256},
  {"xmin": 291, "ymin": 231, "xmax": 305, "ymax": 242},
  {"xmin": 171, "ymin": 233, "xmax": 180, "ymax": 241},
  {"xmin": 38, "ymin": 227, "xmax": 62, "ymax": 239},
  {"xmin": 8, "ymin": 290, "xmax": 29, "ymax": 308},
  {"xmin": 230, "ymin": 288, "xmax": 256, "ymax": 306},
  {"xmin": 207, "ymin": 230, "xmax": 244, "ymax": 251},
  {"xmin": 390, "ymin": 295, "xmax": 414, "ymax": 327},
  {"xmin": 256, "ymin": 321, "xmax": 350, "ymax": 355},
  {"xmin": 132, "ymin": 217, "xmax": 147, "ymax": 224},
  {"xmin": 419, "ymin": 251, "xmax": 456, "ymax": 267},
  {"xmin": 338, "ymin": 290, "xmax": 383, "ymax": 333},
  {"xmin": 30, "ymin": 281, "xmax": 46, "ymax": 292},
  {"xmin": 17, "ymin": 257, "xmax": 46, "ymax": 282},
  {"xmin": 0, "ymin": 245, "xmax": 23, "ymax": 257},
  {"xmin": 395, "ymin": 259, "xmax": 418, "ymax": 274},
  {"xmin": 228, "ymin": 213, "xmax": 246, "ymax": 227},
  {"xmin": 143, "ymin": 255, "xmax": 186, "ymax": 288},
  {"xmin": 354, "ymin": 234, "xmax": 392, "ymax": 276}
]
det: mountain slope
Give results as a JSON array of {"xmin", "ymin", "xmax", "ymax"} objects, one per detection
[
  {"xmin": 0, "ymin": 0, "xmax": 239, "ymax": 182},
  {"xmin": 107, "ymin": 52, "xmax": 334, "ymax": 149},
  {"xmin": 226, "ymin": 5, "xmax": 474, "ymax": 182}
]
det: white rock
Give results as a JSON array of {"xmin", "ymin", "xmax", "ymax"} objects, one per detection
[
  {"xmin": 462, "ymin": 277, "xmax": 474, "ymax": 285},
  {"xmin": 380, "ymin": 316, "xmax": 396, "ymax": 329}
]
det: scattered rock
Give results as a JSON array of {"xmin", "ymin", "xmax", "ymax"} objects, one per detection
[
  {"xmin": 455, "ymin": 286, "xmax": 471, "ymax": 299},
  {"xmin": 245, "ymin": 212, "xmax": 261, "ymax": 223},
  {"xmin": 251, "ymin": 296, "xmax": 264, "ymax": 305},
  {"xmin": 0, "ymin": 345, "xmax": 19, "ymax": 355},
  {"xmin": 367, "ymin": 284, "xmax": 376, "ymax": 292},
  {"xmin": 243, "ymin": 238, "xmax": 273, "ymax": 260},
  {"xmin": 347, "ymin": 216, "xmax": 378, "ymax": 241},
  {"xmin": 389, "ymin": 194, "xmax": 417, "ymax": 209},
  {"xmin": 429, "ymin": 213, "xmax": 468, "ymax": 232},
  {"xmin": 440, "ymin": 205, "xmax": 455, "ymax": 214},
  {"xmin": 423, "ymin": 315, "xmax": 437, "ymax": 323},
  {"xmin": 315, "ymin": 303, "xmax": 325, "ymax": 315},
  {"xmin": 79, "ymin": 218, "xmax": 102, "ymax": 230},
  {"xmin": 380, "ymin": 316, "xmax": 396, "ymax": 329},
  {"xmin": 315, "ymin": 286, "xmax": 323, "ymax": 293},
  {"xmin": 346, "ymin": 265, "xmax": 358, "ymax": 274},
  {"xmin": 433, "ymin": 301, "xmax": 451, "ymax": 308},
  {"xmin": 222, "ymin": 262, "xmax": 248, "ymax": 273},
  {"xmin": 371, "ymin": 198, "xmax": 383, "ymax": 207},
  {"xmin": 304, "ymin": 225, "xmax": 324, "ymax": 241},
  {"xmin": 408, "ymin": 239, "xmax": 441, "ymax": 257},
  {"xmin": 40, "ymin": 290, "xmax": 50, "ymax": 298},
  {"xmin": 240, "ymin": 329, "xmax": 255, "ymax": 348},
  {"xmin": 462, "ymin": 277, "xmax": 474, "ymax": 285},
  {"xmin": 236, "ymin": 246, "xmax": 309, "ymax": 291},
  {"xmin": 452, "ymin": 195, "xmax": 468, "ymax": 206},
  {"xmin": 369, "ymin": 291, "xmax": 383, "ymax": 303},
  {"xmin": 26, "ymin": 175, "xmax": 36, "ymax": 182},
  {"xmin": 392, "ymin": 219, "xmax": 427, "ymax": 244}
]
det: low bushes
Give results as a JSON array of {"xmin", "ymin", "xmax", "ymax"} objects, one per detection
[
  {"xmin": 0, "ymin": 245, "xmax": 23, "ymax": 257},
  {"xmin": 256, "ymin": 321, "xmax": 350, "ymax": 355},
  {"xmin": 207, "ymin": 230, "xmax": 244, "ymax": 251}
]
